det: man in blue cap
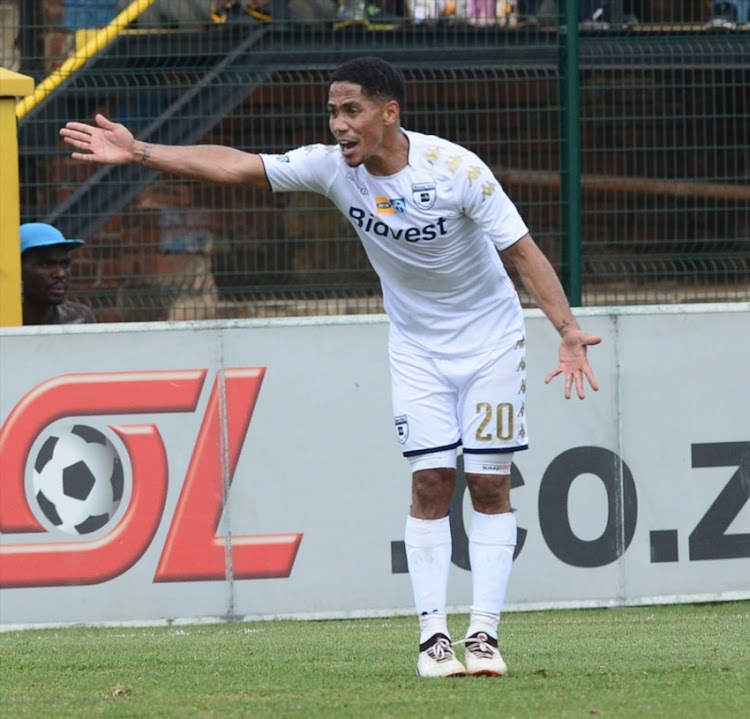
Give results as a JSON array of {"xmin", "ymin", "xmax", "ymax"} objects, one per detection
[{"xmin": 20, "ymin": 223, "xmax": 96, "ymax": 325}]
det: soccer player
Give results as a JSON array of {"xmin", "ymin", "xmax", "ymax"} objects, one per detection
[
  {"xmin": 60, "ymin": 56, "xmax": 600, "ymax": 678},
  {"xmin": 20, "ymin": 223, "xmax": 96, "ymax": 325}
]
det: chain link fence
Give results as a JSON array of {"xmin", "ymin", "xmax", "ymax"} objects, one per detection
[{"xmin": 3, "ymin": 1, "xmax": 748, "ymax": 321}]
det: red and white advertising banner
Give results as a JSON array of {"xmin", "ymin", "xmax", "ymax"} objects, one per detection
[{"xmin": 1, "ymin": 304, "xmax": 748, "ymax": 629}]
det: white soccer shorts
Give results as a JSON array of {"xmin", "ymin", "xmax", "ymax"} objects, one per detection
[{"xmin": 390, "ymin": 336, "xmax": 529, "ymax": 460}]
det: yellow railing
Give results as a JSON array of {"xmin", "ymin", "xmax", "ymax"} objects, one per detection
[
  {"xmin": 1, "ymin": 69, "xmax": 35, "ymax": 326},
  {"xmin": 15, "ymin": 0, "xmax": 158, "ymax": 120}
]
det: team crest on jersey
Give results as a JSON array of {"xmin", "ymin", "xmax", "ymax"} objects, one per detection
[
  {"xmin": 394, "ymin": 415, "xmax": 409, "ymax": 444},
  {"xmin": 412, "ymin": 183, "xmax": 436, "ymax": 210}
]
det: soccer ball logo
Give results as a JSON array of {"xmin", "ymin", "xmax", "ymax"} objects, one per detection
[{"xmin": 32, "ymin": 424, "xmax": 125, "ymax": 535}]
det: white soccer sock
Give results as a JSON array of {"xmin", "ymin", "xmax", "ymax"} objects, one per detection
[
  {"xmin": 405, "ymin": 514, "xmax": 452, "ymax": 644},
  {"xmin": 467, "ymin": 510, "xmax": 517, "ymax": 639}
]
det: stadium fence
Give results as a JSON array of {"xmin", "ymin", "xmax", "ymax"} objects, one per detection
[{"xmin": 2, "ymin": 0, "xmax": 748, "ymax": 322}]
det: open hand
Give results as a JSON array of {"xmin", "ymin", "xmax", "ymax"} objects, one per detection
[
  {"xmin": 544, "ymin": 329, "xmax": 602, "ymax": 399},
  {"xmin": 60, "ymin": 113, "xmax": 135, "ymax": 165}
]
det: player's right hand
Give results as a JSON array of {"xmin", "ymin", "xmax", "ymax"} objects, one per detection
[{"xmin": 60, "ymin": 113, "xmax": 135, "ymax": 165}]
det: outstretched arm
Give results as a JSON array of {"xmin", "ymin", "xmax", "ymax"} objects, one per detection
[
  {"xmin": 501, "ymin": 233, "xmax": 601, "ymax": 400},
  {"xmin": 60, "ymin": 113, "xmax": 270, "ymax": 189}
]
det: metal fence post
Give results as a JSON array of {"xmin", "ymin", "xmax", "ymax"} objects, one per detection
[
  {"xmin": 0, "ymin": 68, "xmax": 35, "ymax": 327},
  {"xmin": 558, "ymin": 1, "xmax": 582, "ymax": 306}
]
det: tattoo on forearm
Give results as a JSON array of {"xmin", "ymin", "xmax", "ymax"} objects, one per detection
[
  {"xmin": 139, "ymin": 145, "xmax": 152, "ymax": 165},
  {"xmin": 557, "ymin": 319, "xmax": 570, "ymax": 334}
]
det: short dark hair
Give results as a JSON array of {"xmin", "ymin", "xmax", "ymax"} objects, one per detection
[{"xmin": 330, "ymin": 56, "xmax": 406, "ymax": 110}]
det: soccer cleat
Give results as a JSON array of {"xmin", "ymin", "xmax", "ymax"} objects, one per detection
[
  {"xmin": 456, "ymin": 632, "xmax": 508, "ymax": 677},
  {"xmin": 416, "ymin": 634, "xmax": 467, "ymax": 678}
]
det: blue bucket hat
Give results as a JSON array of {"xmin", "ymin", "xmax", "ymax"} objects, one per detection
[{"xmin": 20, "ymin": 223, "xmax": 85, "ymax": 254}]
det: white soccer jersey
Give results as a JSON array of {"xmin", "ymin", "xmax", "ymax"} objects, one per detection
[{"xmin": 261, "ymin": 129, "xmax": 529, "ymax": 357}]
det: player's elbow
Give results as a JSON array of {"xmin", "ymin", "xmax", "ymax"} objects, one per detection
[{"xmin": 221, "ymin": 156, "xmax": 269, "ymax": 189}]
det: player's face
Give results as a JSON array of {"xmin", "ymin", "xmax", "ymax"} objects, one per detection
[
  {"xmin": 328, "ymin": 81, "xmax": 395, "ymax": 170},
  {"xmin": 22, "ymin": 246, "xmax": 74, "ymax": 306}
]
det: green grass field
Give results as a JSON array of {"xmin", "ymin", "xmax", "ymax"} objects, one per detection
[{"xmin": 2, "ymin": 601, "xmax": 749, "ymax": 719}]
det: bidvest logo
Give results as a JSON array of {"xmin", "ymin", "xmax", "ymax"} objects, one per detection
[
  {"xmin": 0, "ymin": 369, "xmax": 302, "ymax": 588},
  {"xmin": 349, "ymin": 207, "xmax": 448, "ymax": 243}
]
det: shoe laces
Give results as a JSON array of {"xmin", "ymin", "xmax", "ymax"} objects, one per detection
[
  {"xmin": 453, "ymin": 632, "xmax": 497, "ymax": 659},
  {"xmin": 428, "ymin": 636, "xmax": 457, "ymax": 663}
]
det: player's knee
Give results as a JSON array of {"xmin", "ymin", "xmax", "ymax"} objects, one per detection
[
  {"xmin": 465, "ymin": 472, "xmax": 511, "ymax": 512},
  {"xmin": 411, "ymin": 467, "xmax": 455, "ymax": 517}
]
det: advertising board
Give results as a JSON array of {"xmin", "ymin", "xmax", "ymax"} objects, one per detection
[{"xmin": 1, "ymin": 305, "xmax": 748, "ymax": 628}]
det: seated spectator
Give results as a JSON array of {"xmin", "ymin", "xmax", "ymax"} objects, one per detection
[
  {"xmin": 517, "ymin": 0, "xmax": 542, "ymax": 26},
  {"xmin": 706, "ymin": 1, "xmax": 749, "ymax": 29},
  {"xmin": 537, "ymin": 0, "xmax": 638, "ymax": 28},
  {"xmin": 20, "ymin": 223, "xmax": 96, "ymax": 326},
  {"xmin": 117, "ymin": 0, "xmax": 213, "ymax": 27},
  {"xmin": 211, "ymin": 0, "xmax": 274, "ymax": 22},
  {"xmin": 466, "ymin": 0, "xmax": 498, "ymax": 25},
  {"xmin": 337, "ymin": 0, "xmax": 399, "ymax": 22},
  {"xmin": 405, "ymin": 0, "xmax": 455, "ymax": 23}
]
